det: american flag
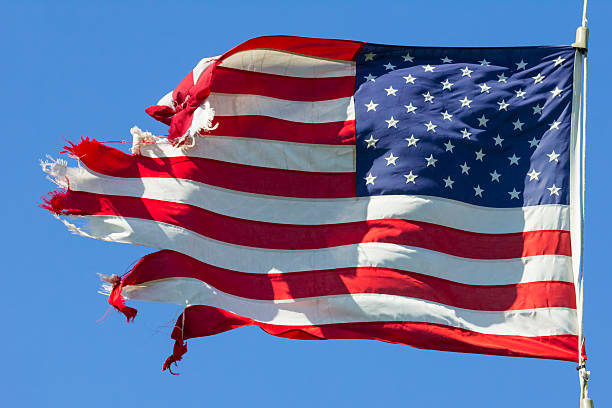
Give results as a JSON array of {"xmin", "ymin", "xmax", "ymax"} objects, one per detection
[{"xmin": 42, "ymin": 36, "xmax": 581, "ymax": 371}]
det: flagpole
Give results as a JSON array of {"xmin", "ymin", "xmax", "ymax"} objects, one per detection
[{"xmin": 571, "ymin": 0, "xmax": 590, "ymax": 406}]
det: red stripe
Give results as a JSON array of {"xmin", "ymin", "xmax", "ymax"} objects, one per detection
[
  {"xmin": 210, "ymin": 67, "xmax": 355, "ymax": 102},
  {"xmin": 171, "ymin": 70, "xmax": 195, "ymax": 107},
  {"xmin": 170, "ymin": 305, "xmax": 579, "ymax": 363},
  {"xmin": 64, "ymin": 138, "xmax": 355, "ymax": 198},
  {"xmin": 211, "ymin": 116, "xmax": 356, "ymax": 145},
  {"xmin": 220, "ymin": 35, "xmax": 364, "ymax": 62},
  {"xmin": 49, "ymin": 190, "xmax": 571, "ymax": 258},
  {"xmin": 122, "ymin": 250, "xmax": 576, "ymax": 310}
]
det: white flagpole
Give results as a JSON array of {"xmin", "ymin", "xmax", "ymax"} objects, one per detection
[{"xmin": 571, "ymin": 0, "xmax": 591, "ymax": 407}]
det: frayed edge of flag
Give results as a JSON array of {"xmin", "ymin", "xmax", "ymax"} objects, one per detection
[
  {"xmin": 196, "ymin": 100, "xmax": 219, "ymax": 134},
  {"xmin": 40, "ymin": 191, "xmax": 65, "ymax": 214},
  {"xmin": 41, "ymin": 198, "xmax": 120, "ymax": 246},
  {"xmin": 61, "ymin": 136, "xmax": 96, "ymax": 160},
  {"xmin": 130, "ymin": 126, "xmax": 164, "ymax": 155},
  {"xmin": 162, "ymin": 339, "xmax": 188, "ymax": 375},
  {"xmin": 131, "ymin": 113, "xmax": 218, "ymax": 154},
  {"xmin": 173, "ymin": 100, "xmax": 219, "ymax": 150},
  {"xmin": 163, "ymin": 311, "xmax": 190, "ymax": 375},
  {"xmin": 53, "ymin": 213, "xmax": 99, "ymax": 240},
  {"xmin": 98, "ymin": 273, "xmax": 138, "ymax": 323},
  {"xmin": 40, "ymin": 155, "xmax": 69, "ymax": 189}
]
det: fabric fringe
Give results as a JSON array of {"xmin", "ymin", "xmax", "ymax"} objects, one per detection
[
  {"xmin": 162, "ymin": 338, "xmax": 188, "ymax": 375},
  {"xmin": 163, "ymin": 311, "xmax": 187, "ymax": 374},
  {"xmin": 130, "ymin": 123, "xmax": 218, "ymax": 154},
  {"xmin": 130, "ymin": 126, "xmax": 163, "ymax": 155},
  {"xmin": 98, "ymin": 273, "xmax": 138, "ymax": 323},
  {"xmin": 167, "ymin": 100, "xmax": 219, "ymax": 149},
  {"xmin": 40, "ymin": 155, "xmax": 69, "ymax": 188}
]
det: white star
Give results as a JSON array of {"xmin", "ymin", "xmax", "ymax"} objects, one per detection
[
  {"xmin": 461, "ymin": 128, "xmax": 472, "ymax": 139},
  {"xmin": 549, "ymin": 121, "xmax": 561, "ymax": 131},
  {"xmin": 403, "ymin": 74, "xmax": 416, "ymax": 84},
  {"xmin": 528, "ymin": 137, "xmax": 540, "ymax": 148},
  {"xmin": 441, "ymin": 79, "xmax": 454, "ymax": 90},
  {"xmin": 424, "ymin": 121, "xmax": 438, "ymax": 132},
  {"xmin": 364, "ymin": 53, "xmax": 376, "ymax": 61},
  {"xmin": 497, "ymin": 73, "xmax": 508, "ymax": 83},
  {"xmin": 515, "ymin": 89, "xmax": 526, "ymax": 99},
  {"xmin": 553, "ymin": 56, "xmax": 565, "ymax": 67},
  {"xmin": 550, "ymin": 87, "xmax": 563, "ymax": 98},
  {"xmin": 532, "ymin": 104, "xmax": 543, "ymax": 115},
  {"xmin": 384, "ymin": 152, "xmax": 399, "ymax": 166},
  {"xmin": 441, "ymin": 110, "xmax": 453, "ymax": 121},
  {"xmin": 422, "ymin": 91, "xmax": 434, "ymax": 103},
  {"xmin": 547, "ymin": 150, "xmax": 560, "ymax": 162},
  {"xmin": 384, "ymin": 62, "xmax": 396, "ymax": 70},
  {"xmin": 474, "ymin": 185, "xmax": 484, "ymax": 197},
  {"xmin": 364, "ymin": 172, "xmax": 376, "ymax": 185},
  {"xmin": 547, "ymin": 184, "xmax": 561, "ymax": 196},
  {"xmin": 475, "ymin": 149, "xmax": 486, "ymax": 161},
  {"xmin": 516, "ymin": 60, "xmax": 527, "ymax": 70},
  {"xmin": 443, "ymin": 176, "xmax": 455, "ymax": 188},
  {"xmin": 461, "ymin": 66, "xmax": 473, "ymax": 77},
  {"xmin": 527, "ymin": 169, "xmax": 541, "ymax": 181},
  {"xmin": 508, "ymin": 188, "xmax": 521, "ymax": 199},
  {"xmin": 512, "ymin": 118, "xmax": 525, "ymax": 131},
  {"xmin": 490, "ymin": 170, "xmax": 501, "ymax": 182},
  {"xmin": 477, "ymin": 114, "xmax": 489, "ymax": 127},
  {"xmin": 402, "ymin": 52, "xmax": 414, "ymax": 62},
  {"xmin": 493, "ymin": 135, "xmax": 504, "ymax": 146},
  {"xmin": 365, "ymin": 135, "xmax": 379, "ymax": 148},
  {"xmin": 405, "ymin": 103, "xmax": 418, "ymax": 114},
  {"xmin": 508, "ymin": 154, "xmax": 520, "ymax": 165},
  {"xmin": 497, "ymin": 99, "xmax": 509, "ymax": 111},
  {"xmin": 479, "ymin": 58, "xmax": 491, "ymax": 66},
  {"xmin": 425, "ymin": 154, "xmax": 438, "ymax": 167},
  {"xmin": 365, "ymin": 100, "xmax": 379, "ymax": 112},
  {"xmin": 423, "ymin": 64, "xmax": 436, "ymax": 72},
  {"xmin": 364, "ymin": 73, "xmax": 376, "ymax": 82},
  {"xmin": 460, "ymin": 96, "xmax": 472, "ymax": 108},
  {"xmin": 532, "ymin": 73, "xmax": 545, "ymax": 84},
  {"xmin": 385, "ymin": 116, "xmax": 399, "ymax": 128},
  {"xmin": 405, "ymin": 134, "xmax": 419, "ymax": 147},
  {"xmin": 441, "ymin": 56, "xmax": 453, "ymax": 63},
  {"xmin": 444, "ymin": 140, "xmax": 455, "ymax": 152},
  {"xmin": 460, "ymin": 162, "xmax": 471, "ymax": 174},
  {"xmin": 479, "ymin": 83, "xmax": 492, "ymax": 93},
  {"xmin": 385, "ymin": 86, "xmax": 398, "ymax": 96},
  {"xmin": 404, "ymin": 171, "xmax": 418, "ymax": 184}
]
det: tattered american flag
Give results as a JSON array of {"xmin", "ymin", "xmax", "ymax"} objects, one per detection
[{"xmin": 42, "ymin": 35, "xmax": 583, "ymax": 371}]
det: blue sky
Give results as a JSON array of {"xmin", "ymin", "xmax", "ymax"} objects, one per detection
[{"xmin": 4, "ymin": 1, "xmax": 610, "ymax": 406}]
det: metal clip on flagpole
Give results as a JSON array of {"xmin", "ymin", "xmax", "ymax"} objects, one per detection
[
  {"xmin": 572, "ymin": 1, "xmax": 591, "ymax": 407},
  {"xmin": 572, "ymin": 26, "xmax": 589, "ymax": 52}
]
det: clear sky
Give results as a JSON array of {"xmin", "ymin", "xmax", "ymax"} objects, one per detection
[{"xmin": 4, "ymin": 1, "xmax": 610, "ymax": 406}]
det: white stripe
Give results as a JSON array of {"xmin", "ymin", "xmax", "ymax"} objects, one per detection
[
  {"xmin": 65, "ymin": 215, "xmax": 573, "ymax": 285},
  {"xmin": 63, "ymin": 166, "xmax": 570, "ymax": 233},
  {"xmin": 156, "ymin": 91, "xmax": 174, "ymax": 108},
  {"xmin": 138, "ymin": 136, "xmax": 355, "ymax": 172},
  {"xmin": 219, "ymin": 49, "xmax": 356, "ymax": 78},
  {"xmin": 208, "ymin": 93, "xmax": 355, "ymax": 122},
  {"xmin": 122, "ymin": 277, "xmax": 577, "ymax": 337}
]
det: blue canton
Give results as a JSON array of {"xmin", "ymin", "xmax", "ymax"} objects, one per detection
[{"xmin": 355, "ymin": 44, "xmax": 575, "ymax": 207}]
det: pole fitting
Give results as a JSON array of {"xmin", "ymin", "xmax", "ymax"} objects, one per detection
[{"xmin": 573, "ymin": 26, "xmax": 589, "ymax": 52}]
